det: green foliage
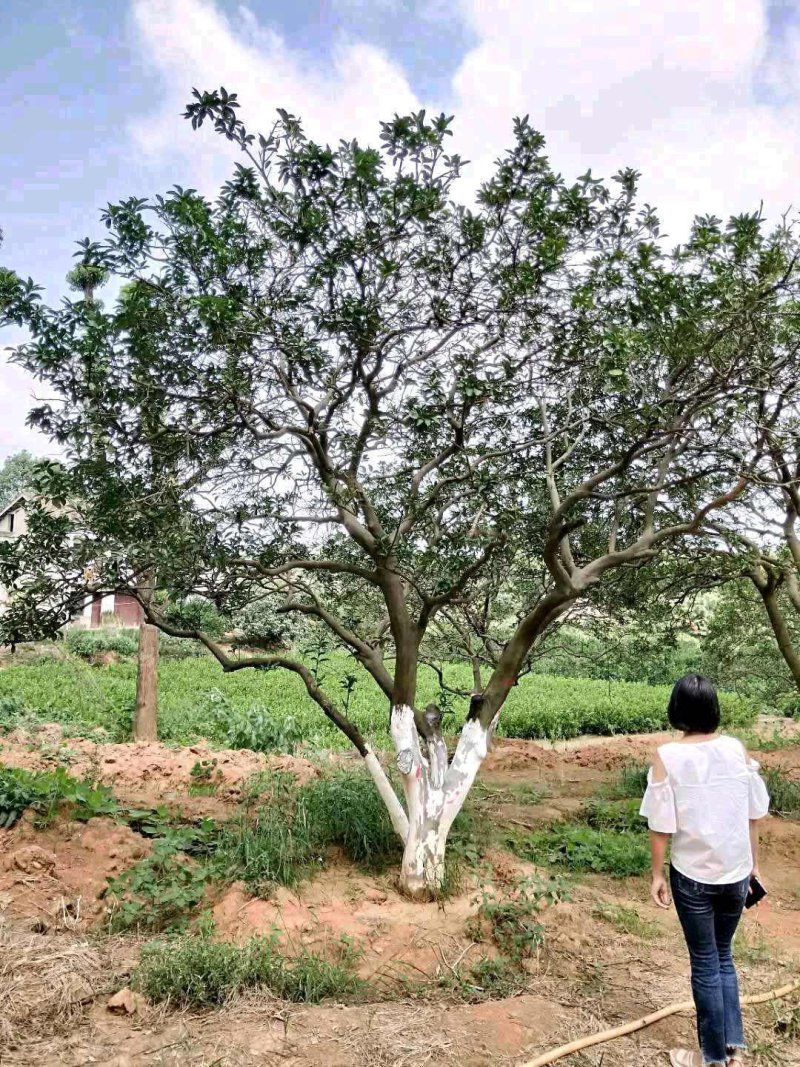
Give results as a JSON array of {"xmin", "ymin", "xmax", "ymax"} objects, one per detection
[
  {"xmin": 0, "ymin": 656, "xmax": 757, "ymax": 749},
  {"xmin": 135, "ymin": 933, "xmax": 364, "ymax": 1008},
  {"xmin": 188, "ymin": 758, "xmax": 221, "ymax": 795},
  {"xmin": 65, "ymin": 628, "xmax": 139, "ymax": 658},
  {"xmin": 222, "ymin": 701, "xmax": 306, "ymax": 755},
  {"xmin": 700, "ymin": 582, "xmax": 799, "ymax": 705},
  {"xmin": 513, "ymin": 823, "xmax": 650, "ymax": 876},
  {"xmin": 581, "ymin": 797, "xmax": 646, "ymax": 834},
  {"xmin": 299, "ymin": 770, "xmax": 401, "ymax": 870},
  {"xmin": 593, "ymin": 902, "xmax": 661, "ymax": 939},
  {"xmin": 106, "ymin": 835, "xmax": 214, "ymax": 933},
  {"xmin": 762, "ymin": 768, "xmax": 800, "ymax": 818},
  {"xmin": 0, "ymin": 764, "xmax": 118, "ymax": 829},
  {"xmin": 466, "ymin": 875, "xmax": 570, "ymax": 962},
  {"xmin": 64, "ymin": 627, "xmax": 205, "ymax": 661},
  {"xmin": 497, "ymin": 674, "xmax": 753, "ymax": 742},
  {"xmin": 614, "ymin": 763, "xmax": 651, "ymax": 798},
  {"xmin": 215, "ymin": 767, "xmax": 407, "ymax": 892},
  {"xmin": 0, "ymin": 450, "xmax": 39, "ymax": 506}
]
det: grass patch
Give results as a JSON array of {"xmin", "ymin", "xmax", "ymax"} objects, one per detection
[
  {"xmin": 135, "ymin": 933, "xmax": 364, "ymax": 1008},
  {"xmin": 593, "ymin": 902, "xmax": 660, "ymax": 939},
  {"xmin": 613, "ymin": 763, "xmax": 650, "ymax": 799},
  {"xmin": 581, "ymin": 797, "xmax": 646, "ymax": 834},
  {"xmin": 511, "ymin": 823, "xmax": 650, "ymax": 877},
  {"xmin": 762, "ymin": 767, "xmax": 800, "ymax": 818}
]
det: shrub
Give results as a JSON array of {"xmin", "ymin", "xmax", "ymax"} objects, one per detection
[
  {"xmin": 223, "ymin": 701, "xmax": 306, "ymax": 754},
  {"xmin": 135, "ymin": 934, "xmax": 364, "ymax": 1008},
  {"xmin": 513, "ymin": 824, "xmax": 650, "ymax": 876},
  {"xmin": 65, "ymin": 628, "xmax": 139, "ymax": 658}
]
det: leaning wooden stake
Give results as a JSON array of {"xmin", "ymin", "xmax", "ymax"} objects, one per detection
[{"xmin": 519, "ymin": 978, "xmax": 800, "ymax": 1067}]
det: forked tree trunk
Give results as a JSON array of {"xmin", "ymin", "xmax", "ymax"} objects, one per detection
[
  {"xmin": 133, "ymin": 619, "xmax": 159, "ymax": 741},
  {"xmin": 389, "ymin": 704, "xmax": 496, "ymax": 897}
]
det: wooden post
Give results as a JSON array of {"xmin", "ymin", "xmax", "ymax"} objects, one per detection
[{"xmin": 133, "ymin": 571, "xmax": 158, "ymax": 742}]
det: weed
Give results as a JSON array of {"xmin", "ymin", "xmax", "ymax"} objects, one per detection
[
  {"xmin": 188, "ymin": 758, "xmax": 222, "ymax": 796},
  {"xmin": 215, "ymin": 804, "xmax": 315, "ymax": 893},
  {"xmin": 300, "ymin": 771, "xmax": 401, "ymax": 870},
  {"xmin": 467, "ymin": 875, "xmax": 570, "ymax": 962},
  {"xmin": 135, "ymin": 933, "xmax": 365, "ymax": 1008},
  {"xmin": 593, "ymin": 902, "xmax": 660, "ymax": 939},
  {"xmin": 734, "ymin": 926, "xmax": 772, "ymax": 965},
  {"xmin": 615, "ymin": 763, "xmax": 650, "ymax": 798},
  {"xmin": 762, "ymin": 767, "xmax": 800, "ymax": 818},
  {"xmin": 106, "ymin": 836, "xmax": 213, "ymax": 933},
  {"xmin": 581, "ymin": 797, "xmax": 647, "ymax": 834},
  {"xmin": 0, "ymin": 765, "xmax": 119, "ymax": 829},
  {"xmin": 438, "ymin": 956, "xmax": 526, "ymax": 1002},
  {"xmin": 513, "ymin": 823, "xmax": 650, "ymax": 876}
]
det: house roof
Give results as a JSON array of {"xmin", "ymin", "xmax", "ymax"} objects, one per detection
[{"xmin": 0, "ymin": 492, "xmax": 32, "ymax": 522}]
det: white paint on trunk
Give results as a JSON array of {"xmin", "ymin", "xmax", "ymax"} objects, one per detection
[
  {"xmin": 363, "ymin": 747, "xmax": 409, "ymax": 841},
  {"xmin": 387, "ymin": 704, "xmax": 493, "ymax": 897},
  {"xmin": 439, "ymin": 715, "xmax": 495, "ymax": 837}
]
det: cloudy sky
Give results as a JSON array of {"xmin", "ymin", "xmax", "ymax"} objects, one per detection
[{"xmin": 2, "ymin": 0, "xmax": 800, "ymax": 461}]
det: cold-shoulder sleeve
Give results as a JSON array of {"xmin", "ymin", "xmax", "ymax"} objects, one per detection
[
  {"xmin": 747, "ymin": 757, "xmax": 770, "ymax": 819},
  {"xmin": 639, "ymin": 767, "xmax": 677, "ymax": 833}
]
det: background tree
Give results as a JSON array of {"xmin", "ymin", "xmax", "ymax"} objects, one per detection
[
  {"xmin": 2, "ymin": 91, "xmax": 800, "ymax": 894},
  {"xmin": 0, "ymin": 451, "xmax": 40, "ymax": 505}
]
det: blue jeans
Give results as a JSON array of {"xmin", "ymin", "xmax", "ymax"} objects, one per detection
[{"xmin": 670, "ymin": 865, "xmax": 750, "ymax": 1065}]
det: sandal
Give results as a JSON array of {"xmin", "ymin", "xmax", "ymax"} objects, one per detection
[{"xmin": 669, "ymin": 1053, "xmax": 704, "ymax": 1067}]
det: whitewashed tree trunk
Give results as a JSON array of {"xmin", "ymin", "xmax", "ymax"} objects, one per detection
[{"xmin": 386, "ymin": 704, "xmax": 496, "ymax": 898}]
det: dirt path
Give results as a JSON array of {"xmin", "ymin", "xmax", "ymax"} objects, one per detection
[{"xmin": 2, "ymin": 727, "xmax": 799, "ymax": 1066}]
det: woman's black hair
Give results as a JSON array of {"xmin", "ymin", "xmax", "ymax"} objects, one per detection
[{"xmin": 668, "ymin": 674, "xmax": 720, "ymax": 734}]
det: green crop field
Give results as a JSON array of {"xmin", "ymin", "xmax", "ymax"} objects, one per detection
[{"xmin": 0, "ymin": 649, "xmax": 756, "ymax": 750}]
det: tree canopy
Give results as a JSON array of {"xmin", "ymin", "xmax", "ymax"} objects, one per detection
[{"xmin": 2, "ymin": 89, "xmax": 800, "ymax": 891}]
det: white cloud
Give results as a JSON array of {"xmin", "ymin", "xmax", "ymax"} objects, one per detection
[
  {"xmin": 128, "ymin": 0, "xmax": 419, "ymax": 193},
  {"xmin": 0, "ymin": 345, "xmax": 58, "ymax": 462},
  {"xmin": 126, "ymin": 0, "xmax": 800, "ymax": 239},
  {"xmin": 6, "ymin": 0, "xmax": 799, "ymax": 462}
]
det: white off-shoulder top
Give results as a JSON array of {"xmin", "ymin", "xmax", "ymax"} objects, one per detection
[{"xmin": 640, "ymin": 734, "xmax": 770, "ymax": 885}]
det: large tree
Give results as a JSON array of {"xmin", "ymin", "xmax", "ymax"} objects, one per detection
[{"xmin": 2, "ymin": 91, "xmax": 799, "ymax": 894}]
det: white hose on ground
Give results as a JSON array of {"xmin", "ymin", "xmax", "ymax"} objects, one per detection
[{"xmin": 517, "ymin": 978, "xmax": 800, "ymax": 1067}]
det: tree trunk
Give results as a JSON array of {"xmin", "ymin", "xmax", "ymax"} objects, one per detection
[
  {"xmin": 391, "ymin": 704, "xmax": 495, "ymax": 897},
  {"xmin": 134, "ymin": 619, "xmax": 159, "ymax": 742},
  {"xmin": 759, "ymin": 584, "xmax": 800, "ymax": 690}
]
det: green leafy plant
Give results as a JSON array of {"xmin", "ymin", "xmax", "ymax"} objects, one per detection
[
  {"xmin": 467, "ymin": 875, "xmax": 570, "ymax": 962},
  {"xmin": 0, "ymin": 765, "xmax": 119, "ymax": 828},
  {"xmin": 106, "ymin": 836, "xmax": 213, "ymax": 933},
  {"xmin": 188, "ymin": 758, "xmax": 222, "ymax": 796},
  {"xmin": 581, "ymin": 797, "xmax": 646, "ymax": 834},
  {"xmin": 513, "ymin": 824, "xmax": 650, "ymax": 876}
]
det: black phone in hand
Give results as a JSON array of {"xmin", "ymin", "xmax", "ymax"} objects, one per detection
[{"xmin": 745, "ymin": 875, "xmax": 767, "ymax": 909}]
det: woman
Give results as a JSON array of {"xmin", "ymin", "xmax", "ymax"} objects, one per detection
[{"xmin": 640, "ymin": 675, "xmax": 770, "ymax": 1067}]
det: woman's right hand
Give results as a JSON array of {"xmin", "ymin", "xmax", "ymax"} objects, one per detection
[{"xmin": 651, "ymin": 873, "xmax": 671, "ymax": 909}]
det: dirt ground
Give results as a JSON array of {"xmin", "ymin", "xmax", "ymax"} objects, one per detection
[{"xmin": 1, "ymin": 724, "xmax": 799, "ymax": 1067}]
